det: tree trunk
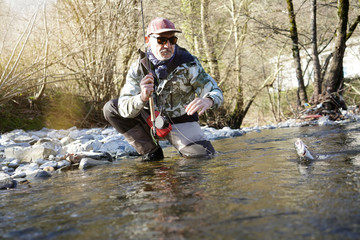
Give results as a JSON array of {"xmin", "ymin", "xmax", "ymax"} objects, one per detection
[
  {"xmin": 310, "ymin": 0, "xmax": 322, "ymax": 105},
  {"xmin": 286, "ymin": 0, "xmax": 308, "ymax": 107},
  {"xmin": 200, "ymin": 0, "xmax": 220, "ymax": 82},
  {"xmin": 322, "ymin": 0, "xmax": 349, "ymax": 102}
]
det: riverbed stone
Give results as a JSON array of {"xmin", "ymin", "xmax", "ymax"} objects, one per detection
[
  {"xmin": 79, "ymin": 158, "xmax": 110, "ymax": 170},
  {"xmin": 40, "ymin": 161, "xmax": 58, "ymax": 169},
  {"xmin": 43, "ymin": 166, "xmax": 55, "ymax": 172},
  {"xmin": 60, "ymin": 136, "xmax": 74, "ymax": 146},
  {"xmin": 4, "ymin": 146, "xmax": 32, "ymax": 162},
  {"xmin": 12, "ymin": 172, "xmax": 26, "ymax": 178},
  {"xmin": 5, "ymin": 144, "xmax": 57, "ymax": 163},
  {"xmin": 0, "ymin": 172, "xmax": 15, "ymax": 189},
  {"xmin": 57, "ymin": 160, "xmax": 71, "ymax": 168},
  {"xmin": 27, "ymin": 169, "xmax": 52, "ymax": 179},
  {"xmin": 13, "ymin": 135, "xmax": 33, "ymax": 143},
  {"xmin": 8, "ymin": 159, "xmax": 21, "ymax": 168},
  {"xmin": 14, "ymin": 164, "xmax": 39, "ymax": 177}
]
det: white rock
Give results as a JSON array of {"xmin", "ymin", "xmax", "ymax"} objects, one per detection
[
  {"xmin": 99, "ymin": 140, "xmax": 130, "ymax": 155},
  {"xmin": 79, "ymin": 158, "xmax": 110, "ymax": 170},
  {"xmin": 14, "ymin": 164, "xmax": 39, "ymax": 176},
  {"xmin": 60, "ymin": 136, "xmax": 74, "ymax": 146}
]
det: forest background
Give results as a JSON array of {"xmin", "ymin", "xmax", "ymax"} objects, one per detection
[{"xmin": 0, "ymin": 0, "xmax": 359, "ymax": 133}]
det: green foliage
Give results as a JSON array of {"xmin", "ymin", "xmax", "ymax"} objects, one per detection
[{"xmin": 0, "ymin": 101, "xmax": 45, "ymax": 134}]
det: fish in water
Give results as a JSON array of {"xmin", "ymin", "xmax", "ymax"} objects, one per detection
[{"xmin": 294, "ymin": 138, "xmax": 315, "ymax": 161}]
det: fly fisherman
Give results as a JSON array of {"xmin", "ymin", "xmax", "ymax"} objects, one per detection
[{"xmin": 103, "ymin": 17, "xmax": 224, "ymax": 161}]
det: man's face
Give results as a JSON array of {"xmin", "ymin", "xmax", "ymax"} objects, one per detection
[{"xmin": 147, "ymin": 32, "xmax": 176, "ymax": 61}]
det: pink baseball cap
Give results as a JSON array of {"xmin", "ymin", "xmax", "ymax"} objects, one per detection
[{"xmin": 146, "ymin": 17, "xmax": 182, "ymax": 36}]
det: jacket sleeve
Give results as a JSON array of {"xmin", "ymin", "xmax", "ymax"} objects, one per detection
[
  {"xmin": 189, "ymin": 57, "xmax": 224, "ymax": 109},
  {"xmin": 117, "ymin": 61, "xmax": 145, "ymax": 118}
]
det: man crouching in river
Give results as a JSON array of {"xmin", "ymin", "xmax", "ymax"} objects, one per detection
[{"xmin": 103, "ymin": 17, "xmax": 223, "ymax": 161}]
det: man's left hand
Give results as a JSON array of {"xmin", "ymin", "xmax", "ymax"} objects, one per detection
[{"xmin": 185, "ymin": 97, "xmax": 213, "ymax": 116}]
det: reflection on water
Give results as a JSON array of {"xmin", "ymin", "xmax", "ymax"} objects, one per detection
[{"xmin": 1, "ymin": 123, "xmax": 360, "ymax": 239}]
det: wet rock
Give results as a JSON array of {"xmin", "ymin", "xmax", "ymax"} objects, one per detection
[
  {"xmin": 77, "ymin": 151, "xmax": 113, "ymax": 161},
  {"xmin": 79, "ymin": 158, "xmax": 111, "ymax": 170},
  {"xmin": 34, "ymin": 158, "xmax": 47, "ymax": 165},
  {"xmin": 40, "ymin": 161, "xmax": 58, "ymax": 169},
  {"xmin": 2, "ymin": 166, "xmax": 9, "ymax": 172},
  {"xmin": 2, "ymin": 166, "xmax": 14, "ymax": 173},
  {"xmin": 12, "ymin": 172, "xmax": 26, "ymax": 178},
  {"xmin": 0, "ymin": 172, "xmax": 15, "ymax": 189},
  {"xmin": 57, "ymin": 160, "xmax": 71, "ymax": 168},
  {"xmin": 8, "ymin": 159, "xmax": 21, "ymax": 168},
  {"xmin": 14, "ymin": 163, "xmax": 39, "ymax": 177},
  {"xmin": 318, "ymin": 116, "xmax": 336, "ymax": 126},
  {"xmin": 27, "ymin": 170, "xmax": 52, "ymax": 179},
  {"xmin": 65, "ymin": 151, "xmax": 112, "ymax": 164}
]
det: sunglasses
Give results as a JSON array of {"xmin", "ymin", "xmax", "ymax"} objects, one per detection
[{"xmin": 150, "ymin": 35, "xmax": 178, "ymax": 45}]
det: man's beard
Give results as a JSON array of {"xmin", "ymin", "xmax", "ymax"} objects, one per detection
[{"xmin": 159, "ymin": 49, "xmax": 173, "ymax": 60}]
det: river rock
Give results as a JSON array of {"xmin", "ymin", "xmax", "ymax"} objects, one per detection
[
  {"xmin": 4, "ymin": 146, "xmax": 32, "ymax": 162},
  {"xmin": 27, "ymin": 169, "xmax": 52, "ymax": 180},
  {"xmin": 14, "ymin": 163, "xmax": 39, "ymax": 177},
  {"xmin": 8, "ymin": 159, "xmax": 21, "ymax": 168},
  {"xmin": 62, "ymin": 139, "xmax": 102, "ymax": 154},
  {"xmin": 57, "ymin": 160, "xmax": 71, "ymax": 168},
  {"xmin": 40, "ymin": 161, "xmax": 58, "ymax": 169},
  {"xmin": 99, "ymin": 140, "xmax": 130, "ymax": 155},
  {"xmin": 0, "ymin": 172, "xmax": 16, "ymax": 189},
  {"xmin": 13, "ymin": 135, "xmax": 34, "ymax": 143},
  {"xmin": 79, "ymin": 158, "xmax": 110, "ymax": 170},
  {"xmin": 28, "ymin": 129, "xmax": 49, "ymax": 138},
  {"xmin": 43, "ymin": 166, "xmax": 55, "ymax": 172},
  {"xmin": 60, "ymin": 136, "xmax": 74, "ymax": 146}
]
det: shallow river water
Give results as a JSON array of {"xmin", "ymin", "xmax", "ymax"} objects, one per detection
[{"xmin": 1, "ymin": 122, "xmax": 360, "ymax": 239}]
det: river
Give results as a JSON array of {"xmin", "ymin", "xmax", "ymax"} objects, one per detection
[{"xmin": 1, "ymin": 122, "xmax": 360, "ymax": 239}]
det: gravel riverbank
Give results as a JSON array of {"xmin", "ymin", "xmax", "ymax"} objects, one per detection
[{"xmin": 1, "ymin": 110, "xmax": 360, "ymax": 190}]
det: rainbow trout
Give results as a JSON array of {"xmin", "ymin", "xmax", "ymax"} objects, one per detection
[{"xmin": 294, "ymin": 138, "xmax": 315, "ymax": 161}]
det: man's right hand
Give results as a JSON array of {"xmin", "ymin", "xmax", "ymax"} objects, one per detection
[{"xmin": 140, "ymin": 73, "xmax": 155, "ymax": 102}]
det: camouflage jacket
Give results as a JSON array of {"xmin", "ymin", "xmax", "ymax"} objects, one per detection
[{"xmin": 117, "ymin": 46, "xmax": 223, "ymax": 120}]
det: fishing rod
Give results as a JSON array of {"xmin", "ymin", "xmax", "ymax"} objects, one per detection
[{"xmin": 140, "ymin": 0, "xmax": 157, "ymax": 137}]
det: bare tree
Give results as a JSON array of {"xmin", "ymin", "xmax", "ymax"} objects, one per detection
[
  {"xmin": 200, "ymin": 0, "xmax": 220, "ymax": 82},
  {"xmin": 0, "ymin": 4, "xmax": 42, "ymax": 104},
  {"xmin": 55, "ymin": 0, "xmax": 138, "ymax": 108},
  {"xmin": 286, "ymin": 0, "xmax": 308, "ymax": 107},
  {"xmin": 310, "ymin": 0, "xmax": 322, "ymax": 104},
  {"xmin": 321, "ymin": 0, "xmax": 349, "ymax": 109},
  {"xmin": 29, "ymin": 1, "xmax": 49, "ymax": 108}
]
